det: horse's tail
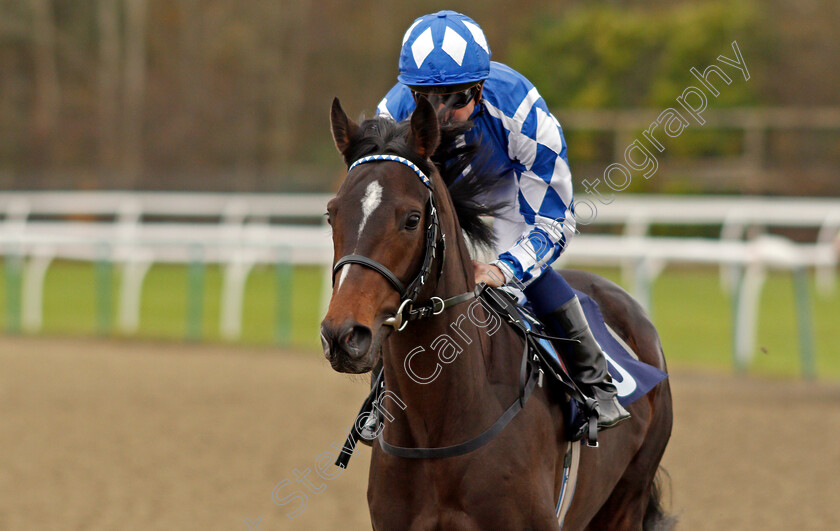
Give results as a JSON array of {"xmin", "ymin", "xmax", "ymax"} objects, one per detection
[{"xmin": 643, "ymin": 468, "xmax": 677, "ymax": 531}]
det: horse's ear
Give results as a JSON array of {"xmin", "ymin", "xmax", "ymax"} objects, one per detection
[
  {"xmin": 330, "ymin": 97, "xmax": 359, "ymax": 160},
  {"xmin": 408, "ymin": 96, "xmax": 440, "ymax": 159}
]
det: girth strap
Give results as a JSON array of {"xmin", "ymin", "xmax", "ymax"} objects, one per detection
[{"xmin": 333, "ymin": 254, "xmax": 406, "ymax": 295}]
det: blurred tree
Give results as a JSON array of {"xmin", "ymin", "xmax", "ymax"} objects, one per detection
[
  {"xmin": 509, "ymin": 0, "xmax": 762, "ymax": 165},
  {"xmin": 511, "ymin": 1, "xmax": 763, "ymax": 109},
  {"xmin": 0, "ymin": 0, "xmax": 836, "ymax": 193},
  {"xmin": 122, "ymin": 0, "xmax": 147, "ymax": 188},
  {"xmin": 29, "ymin": 0, "xmax": 60, "ymax": 149},
  {"xmin": 97, "ymin": 0, "xmax": 120, "ymax": 173}
]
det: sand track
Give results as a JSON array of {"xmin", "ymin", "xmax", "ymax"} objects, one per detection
[{"xmin": 1, "ymin": 336, "xmax": 838, "ymax": 530}]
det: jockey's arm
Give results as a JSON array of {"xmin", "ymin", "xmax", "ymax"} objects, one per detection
[{"xmin": 490, "ymin": 103, "xmax": 576, "ymax": 290}]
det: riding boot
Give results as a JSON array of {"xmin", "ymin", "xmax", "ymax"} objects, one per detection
[{"xmin": 543, "ymin": 295, "xmax": 630, "ymax": 430}]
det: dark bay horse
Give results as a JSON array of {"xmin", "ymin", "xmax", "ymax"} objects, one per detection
[{"xmin": 321, "ymin": 96, "xmax": 673, "ymax": 530}]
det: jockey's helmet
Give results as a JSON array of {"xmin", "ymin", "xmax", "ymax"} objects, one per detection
[{"xmin": 398, "ymin": 11, "xmax": 491, "ymax": 87}]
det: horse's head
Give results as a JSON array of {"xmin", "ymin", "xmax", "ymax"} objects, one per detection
[{"xmin": 321, "ymin": 97, "xmax": 442, "ymax": 374}]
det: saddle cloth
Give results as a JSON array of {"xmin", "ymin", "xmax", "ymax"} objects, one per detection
[{"xmin": 519, "ymin": 289, "xmax": 668, "ymax": 424}]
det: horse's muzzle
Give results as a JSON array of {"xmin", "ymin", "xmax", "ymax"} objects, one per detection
[{"xmin": 320, "ymin": 320, "xmax": 373, "ymax": 373}]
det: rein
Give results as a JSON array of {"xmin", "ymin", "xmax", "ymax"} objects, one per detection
[
  {"xmin": 376, "ymin": 298, "xmax": 542, "ymax": 459},
  {"xmin": 334, "ymin": 284, "xmax": 545, "ymax": 468}
]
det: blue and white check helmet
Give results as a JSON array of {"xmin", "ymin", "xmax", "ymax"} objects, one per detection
[{"xmin": 398, "ymin": 11, "xmax": 491, "ymax": 86}]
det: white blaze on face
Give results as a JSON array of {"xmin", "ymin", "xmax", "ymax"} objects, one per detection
[
  {"xmin": 358, "ymin": 180, "xmax": 383, "ymax": 237},
  {"xmin": 336, "ymin": 264, "xmax": 350, "ymax": 290},
  {"xmin": 337, "ymin": 180, "xmax": 384, "ymax": 291}
]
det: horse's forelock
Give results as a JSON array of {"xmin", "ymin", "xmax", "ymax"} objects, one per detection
[
  {"xmin": 343, "ymin": 117, "xmax": 435, "ymax": 179},
  {"xmin": 341, "ymin": 114, "xmax": 499, "ymax": 250}
]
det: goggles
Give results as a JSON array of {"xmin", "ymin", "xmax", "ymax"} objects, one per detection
[{"xmin": 411, "ymin": 84, "xmax": 481, "ymax": 110}]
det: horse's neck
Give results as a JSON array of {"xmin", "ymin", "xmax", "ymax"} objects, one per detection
[{"xmin": 381, "ymin": 199, "xmax": 505, "ymax": 448}]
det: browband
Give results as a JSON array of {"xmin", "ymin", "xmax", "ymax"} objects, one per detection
[{"xmin": 349, "ymin": 155, "xmax": 431, "ymax": 188}]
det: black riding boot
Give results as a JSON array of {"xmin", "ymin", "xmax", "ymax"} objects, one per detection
[{"xmin": 544, "ymin": 295, "xmax": 630, "ymax": 430}]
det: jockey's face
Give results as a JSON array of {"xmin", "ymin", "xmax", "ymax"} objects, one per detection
[
  {"xmin": 439, "ymin": 99, "xmax": 476, "ymax": 123},
  {"xmin": 411, "ymin": 82, "xmax": 483, "ymax": 125}
]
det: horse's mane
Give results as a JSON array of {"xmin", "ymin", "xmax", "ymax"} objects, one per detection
[{"xmin": 343, "ymin": 116, "xmax": 501, "ymax": 249}]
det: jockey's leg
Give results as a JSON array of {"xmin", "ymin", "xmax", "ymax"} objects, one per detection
[{"xmin": 524, "ymin": 269, "xmax": 630, "ymax": 430}]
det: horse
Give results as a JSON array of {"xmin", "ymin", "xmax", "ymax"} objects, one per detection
[{"xmin": 321, "ymin": 96, "xmax": 674, "ymax": 530}]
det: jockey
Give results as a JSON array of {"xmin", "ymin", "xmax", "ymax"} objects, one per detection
[{"xmin": 377, "ymin": 10, "xmax": 629, "ymax": 430}]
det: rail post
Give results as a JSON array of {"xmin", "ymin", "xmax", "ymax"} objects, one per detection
[
  {"xmin": 274, "ymin": 246, "xmax": 293, "ymax": 346},
  {"xmin": 4, "ymin": 248, "xmax": 23, "ymax": 334},
  {"xmin": 186, "ymin": 244, "xmax": 205, "ymax": 341},
  {"xmin": 792, "ymin": 266, "xmax": 816, "ymax": 380},
  {"xmin": 95, "ymin": 243, "xmax": 114, "ymax": 336},
  {"xmin": 732, "ymin": 261, "xmax": 766, "ymax": 374}
]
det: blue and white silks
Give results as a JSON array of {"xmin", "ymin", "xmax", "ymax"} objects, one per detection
[{"xmin": 377, "ymin": 61, "xmax": 577, "ymax": 288}]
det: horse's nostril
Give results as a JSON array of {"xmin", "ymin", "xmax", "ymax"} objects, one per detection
[
  {"xmin": 342, "ymin": 324, "xmax": 372, "ymax": 359},
  {"xmin": 320, "ymin": 330, "xmax": 332, "ymax": 360},
  {"xmin": 322, "ymin": 321, "xmax": 373, "ymax": 364}
]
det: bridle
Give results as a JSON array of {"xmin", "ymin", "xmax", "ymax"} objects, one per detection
[{"xmin": 331, "ymin": 154, "xmax": 474, "ymax": 331}]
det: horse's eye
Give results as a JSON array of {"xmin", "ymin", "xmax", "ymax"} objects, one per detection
[
  {"xmin": 324, "ymin": 212, "xmax": 331, "ymax": 225},
  {"xmin": 405, "ymin": 212, "xmax": 421, "ymax": 230}
]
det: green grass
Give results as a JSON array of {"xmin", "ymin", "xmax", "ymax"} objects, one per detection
[
  {"xmin": 1, "ymin": 260, "xmax": 325, "ymax": 350},
  {"xmin": 1, "ymin": 260, "xmax": 838, "ymax": 379},
  {"xmin": 653, "ymin": 269, "xmax": 840, "ymax": 378},
  {"xmin": 587, "ymin": 266, "xmax": 840, "ymax": 379}
]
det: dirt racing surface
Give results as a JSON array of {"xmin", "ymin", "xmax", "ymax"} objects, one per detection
[{"xmin": 1, "ymin": 336, "xmax": 838, "ymax": 530}]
